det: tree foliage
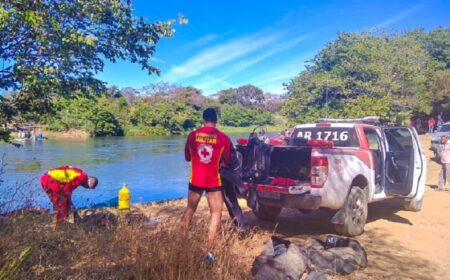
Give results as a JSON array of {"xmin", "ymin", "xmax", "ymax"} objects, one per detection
[
  {"xmin": 129, "ymin": 99, "xmax": 201, "ymax": 135},
  {"xmin": 235, "ymin": 85, "xmax": 265, "ymax": 107},
  {"xmin": 218, "ymin": 88, "xmax": 238, "ymax": 105},
  {"xmin": 0, "ymin": 0, "xmax": 176, "ymax": 94},
  {"xmin": 282, "ymin": 29, "xmax": 450, "ymax": 123},
  {"xmin": 217, "ymin": 85, "xmax": 265, "ymax": 107},
  {"xmin": 46, "ymin": 95, "xmax": 123, "ymax": 136},
  {"xmin": 140, "ymin": 83, "xmax": 205, "ymax": 109},
  {"xmin": 220, "ymin": 105, "xmax": 273, "ymax": 127}
]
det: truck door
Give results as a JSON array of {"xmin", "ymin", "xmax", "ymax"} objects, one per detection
[{"xmin": 382, "ymin": 127, "xmax": 421, "ymax": 196}]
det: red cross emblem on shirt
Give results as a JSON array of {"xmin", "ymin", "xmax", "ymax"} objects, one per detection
[
  {"xmin": 198, "ymin": 144, "xmax": 213, "ymax": 163},
  {"xmin": 201, "ymin": 148, "xmax": 210, "ymax": 158}
]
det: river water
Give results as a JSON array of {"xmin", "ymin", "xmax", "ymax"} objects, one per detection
[{"xmin": 0, "ymin": 135, "xmax": 244, "ymax": 210}]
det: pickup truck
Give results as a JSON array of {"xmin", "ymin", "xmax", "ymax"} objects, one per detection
[{"xmin": 237, "ymin": 118, "xmax": 427, "ymax": 236}]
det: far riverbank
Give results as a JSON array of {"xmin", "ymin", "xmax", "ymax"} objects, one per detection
[{"xmin": 17, "ymin": 125, "xmax": 287, "ymax": 141}]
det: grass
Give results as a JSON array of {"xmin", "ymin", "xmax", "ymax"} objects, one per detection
[{"xmin": 0, "ymin": 210, "xmax": 261, "ymax": 279}]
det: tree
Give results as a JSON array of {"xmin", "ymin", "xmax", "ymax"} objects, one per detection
[
  {"xmin": 235, "ymin": 85, "xmax": 265, "ymax": 107},
  {"xmin": 107, "ymin": 96, "xmax": 130, "ymax": 126},
  {"xmin": 120, "ymin": 87, "xmax": 139, "ymax": 105},
  {"xmin": 0, "ymin": 0, "xmax": 178, "ymax": 94},
  {"xmin": 47, "ymin": 95, "xmax": 123, "ymax": 136},
  {"xmin": 141, "ymin": 82, "xmax": 179, "ymax": 96},
  {"xmin": 220, "ymin": 105, "xmax": 273, "ymax": 127},
  {"xmin": 282, "ymin": 30, "xmax": 445, "ymax": 124},
  {"xmin": 218, "ymin": 88, "xmax": 238, "ymax": 105},
  {"xmin": 106, "ymin": 86, "xmax": 122, "ymax": 98},
  {"xmin": 417, "ymin": 27, "xmax": 450, "ymax": 69},
  {"xmin": 140, "ymin": 83, "xmax": 205, "ymax": 109},
  {"xmin": 0, "ymin": 0, "xmax": 185, "ymax": 141},
  {"xmin": 129, "ymin": 99, "xmax": 201, "ymax": 135},
  {"xmin": 0, "ymin": 96, "xmax": 15, "ymax": 142},
  {"xmin": 430, "ymin": 70, "xmax": 450, "ymax": 115},
  {"xmin": 263, "ymin": 93, "xmax": 285, "ymax": 113}
]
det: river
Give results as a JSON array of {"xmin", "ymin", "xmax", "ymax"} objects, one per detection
[{"xmin": 0, "ymin": 135, "xmax": 245, "ymax": 210}]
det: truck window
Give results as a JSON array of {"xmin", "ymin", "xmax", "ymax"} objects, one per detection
[
  {"xmin": 384, "ymin": 128, "xmax": 413, "ymax": 152},
  {"xmin": 292, "ymin": 127, "xmax": 359, "ymax": 147},
  {"xmin": 364, "ymin": 128, "xmax": 382, "ymax": 182},
  {"xmin": 364, "ymin": 128, "xmax": 380, "ymax": 150}
]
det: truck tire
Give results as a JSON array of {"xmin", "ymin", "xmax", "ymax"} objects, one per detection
[
  {"xmin": 403, "ymin": 197, "xmax": 423, "ymax": 212},
  {"xmin": 334, "ymin": 187, "xmax": 368, "ymax": 237},
  {"xmin": 252, "ymin": 201, "xmax": 281, "ymax": 222}
]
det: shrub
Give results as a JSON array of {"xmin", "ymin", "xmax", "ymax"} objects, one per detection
[{"xmin": 220, "ymin": 105, "xmax": 273, "ymax": 127}]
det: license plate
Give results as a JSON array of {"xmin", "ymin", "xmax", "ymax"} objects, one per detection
[{"xmin": 258, "ymin": 191, "xmax": 280, "ymax": 199}]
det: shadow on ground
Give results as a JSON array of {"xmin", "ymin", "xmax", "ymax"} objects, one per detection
[{"xmin": 243, "ymin": 198, "xmax": 412, "ymax": 238}]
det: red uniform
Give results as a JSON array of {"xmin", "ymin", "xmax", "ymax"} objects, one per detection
[
  {"xmin": 40, "ymin": 166, "xmax": 89, "ymax": 221},
  {"xmin": 185, "ymin": 126, "xmax": 231, "ymax": 188}
]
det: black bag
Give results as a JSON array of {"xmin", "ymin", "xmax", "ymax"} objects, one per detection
[
  {"xmin": 252, "ymin": 235, "xmax": 367, "ymax": 279},
  {"xmin": 306, "ymin": 235, "xmax": 367, "ymax": 275},
  {"xmin": 252, "ymin": 236, "xmax": 308, "ymax": 280}
]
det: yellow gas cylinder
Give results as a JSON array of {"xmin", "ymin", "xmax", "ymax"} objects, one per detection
[{"xmin": 118, "ymin": 184, "xmax": 131, "ymax": 210}]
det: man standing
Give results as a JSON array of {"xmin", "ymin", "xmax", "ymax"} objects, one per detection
[
  {"xmin": 438, "ymin": 135, "xmax": 450, "ymax": 191},
  {"xmin": 41, "ymin": 166, "xmax": 98, "ymax": 222},
  {"xmin": 182, "ymin": 108, "xmax": 231, "ymax": 255},
  {"xmin": 428, "ymin": 117, "xmax": 436, "ymax": 134}
]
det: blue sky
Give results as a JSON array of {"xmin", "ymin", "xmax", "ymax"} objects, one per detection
[{"xmin": 97, "ymin": 0, "xmax": 450, "ymax": 95}]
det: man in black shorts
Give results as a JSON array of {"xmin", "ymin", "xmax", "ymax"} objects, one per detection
[{"xmin": 181, "ymin": 108, "xmax": 232, "ymax": 254}]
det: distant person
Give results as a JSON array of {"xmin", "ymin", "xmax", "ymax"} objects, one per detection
[
  {"xmin": 36, "ymin": 130, "xmax": 44, "ymax": 141},
  {"xmin": 428, "ymin": 117, "xmax": 436, "ymax": 134},
  {"xmin": 181, "ymin": 108, "xmax": 231, "ymax": 257},
  {"xmin": 40, "ymin": 166, "xmax": 98, "ymax": 222},
  {"xmin": 438, "ymin": 135, "xmax": 450, "ymax": 191}
]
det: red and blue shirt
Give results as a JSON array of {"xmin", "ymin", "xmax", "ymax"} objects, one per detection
[{"xmin": 185, "ymin": 126, "xmax": 231, "ymax": 188}]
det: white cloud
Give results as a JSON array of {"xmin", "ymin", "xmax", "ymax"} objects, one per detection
[
  {"xmin": 223, "ymin": 33, "xmax": 314, "ymax": 79},
  {"xmin": 162, "ymin": 30, "xmax": 284, "ymax": 82},
  {"xmin": 192, "ymin": 75, "xmax": 236, "ymax": 94},
  {"xmin": 248, "ymin": 53, "xmax": 314, "ymax": 94},
  {"xmin": 188, "ymin": 34, "xmax": 219, "ymax": 48},
  {"xmin": 374, "ymin": 2, "xmax": 423, "ymax": 29},
  {"xmin": 150, "ymin": 57, "xmax": 166, "ymax": 64}
]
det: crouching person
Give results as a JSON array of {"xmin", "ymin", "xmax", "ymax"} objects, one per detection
[{"xmin": 40, "ymin": 166, "xmax": 98, "ymax": 223}]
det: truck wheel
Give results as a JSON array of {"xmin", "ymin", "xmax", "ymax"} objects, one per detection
[
  {"xmin": 252, "ymin": 202, "xmax": 281, "ymax": 222},
  {"xmin": 334, "ymin": 187, "xmax": 368, "ymax": 237},
  {"xmin": 403, "ymin": 197, "xmax": 423, "ymax": 212}
]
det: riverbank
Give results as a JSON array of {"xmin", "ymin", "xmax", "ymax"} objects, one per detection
[
  {"xmin": 43, "ymin": 129, "xmax": 90, "ymax": 140},
  {"xmin": 2, "ymin": 135, "xmax": 450, "ymax": 279},
  {"xmin": 38, "ymin": 125, "xmax": 287, "ymax": 140}
]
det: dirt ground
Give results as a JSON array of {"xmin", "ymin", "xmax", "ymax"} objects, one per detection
[{"xmin": 135, "ymin": 134, "xmax": 450, "ymax": 280}]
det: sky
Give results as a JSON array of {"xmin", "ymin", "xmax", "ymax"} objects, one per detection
[{"xmin": 97, "ymin": 0, "xmax": 450, "ymax": 95}]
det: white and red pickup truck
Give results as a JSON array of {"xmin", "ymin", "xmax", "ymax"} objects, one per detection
[{"xmin": 237, "ymin": 117, "xmax": 427, "ymax": 236}]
